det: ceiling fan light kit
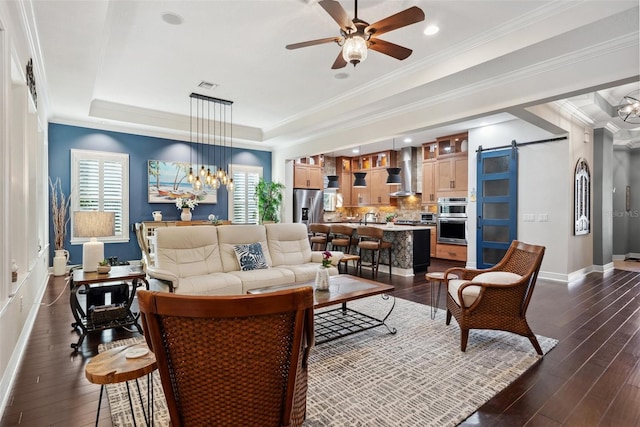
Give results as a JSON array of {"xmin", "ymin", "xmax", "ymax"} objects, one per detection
[{"xmin": 286, "ymin": 0, "xmax": 425, "ymax": 69}]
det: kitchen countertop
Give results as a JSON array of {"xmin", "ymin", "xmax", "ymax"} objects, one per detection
[{"xmin": 323, "ymin": 222, "xmax": 434, "ymax": 231}]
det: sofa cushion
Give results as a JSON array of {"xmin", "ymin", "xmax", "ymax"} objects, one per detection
[
  {"xmin": 217, "ymin": 225, "xmax": 272, "ymax": 272},
  {"xmin": 281, "ymin": 263, "xmax": 340, "ymax": 282},
  {"xmin": 230, "ymin": 267, "xmax": 296, "ymax": 292},
  {"xmin": 233, "ymin": 242, "xmax": 269, "ymax": 271},
  {"xmin": 155, "ymin": 226, "xmax": 224, "ymax": 281},
  {"xmin": 265, "ymin": 223, "xmax": 312, "ymax": 266},
  {"xmin": 173, "ymin": 273, "xmax": 243, "ymax": 296}
]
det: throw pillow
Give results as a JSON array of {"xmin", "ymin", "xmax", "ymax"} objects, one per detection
[{"xmin": 233, "ymin": 242, "xmax": 269, "ymax": 271}]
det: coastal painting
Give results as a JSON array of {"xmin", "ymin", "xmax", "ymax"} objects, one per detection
[{"xmin": 148, "ymin": 160, "xmax": 218, "ymax": 204}]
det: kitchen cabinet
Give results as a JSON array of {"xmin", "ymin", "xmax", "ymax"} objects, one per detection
[
  {"xmin": 430, "ymin": 227, "xmax": 436, "ymax": 258},
  {"xmin": 422, "ymin": 161, "xmax": 436, "ymax": 204},
  {"xmin": 370, "ymin": 169, "xmax": 390, "ymax": 205},
  {"xmin": 294, "ymin": 158, "xmax": 322, "ymax": 189},
  {"xmin": 340, "ymin": 172, "xmax": 353, "ymax": 206},
  {"xmin": 436, "ymin": 156, "xmax": 468, "ymax": 194},
  {"xmin": 435, "ymin": 242, "xmax": 467, "ymax": 261},
  {"xmin": 437, "ymin": 133, "xmax": 468, "ymax": 156}
]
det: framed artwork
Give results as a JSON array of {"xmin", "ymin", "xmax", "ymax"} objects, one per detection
[
  {"xmin": 574, "ymin": 158, "xmax": 590, "ymax": 235},
  {"xmin": 148, "ymin": 160, "xmax": 218, "ymax": 204}
]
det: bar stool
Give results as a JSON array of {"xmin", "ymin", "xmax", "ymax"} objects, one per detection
[
  {"xmin": 329, "ymin": 224, "xmax": 359, "ymax": 273},
  {"xmin": 309, "ymin": 223, "xmax": 330, "ymax": 250},
  {"xmin": 356, "ymin": 226, "xmax": 392, "ymax": 279}
]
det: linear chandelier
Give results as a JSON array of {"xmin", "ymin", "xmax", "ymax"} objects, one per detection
[{"xmin": 187, "ymin": 93, "xmax": 235, "ymax": 192}]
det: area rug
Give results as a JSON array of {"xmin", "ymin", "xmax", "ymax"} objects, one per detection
[{"xmin": 100, "ymin": 297, "xmax": 557, "ymax": 426}]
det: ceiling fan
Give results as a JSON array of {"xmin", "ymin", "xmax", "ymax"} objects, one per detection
[{"xmin": 286, "ymin": 0, "xmax": 425, "ymax": 69}]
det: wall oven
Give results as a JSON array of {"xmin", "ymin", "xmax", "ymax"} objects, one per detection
[{"xmin": 437, "ymin": 197, "xmax": 468, "ymax": 245}]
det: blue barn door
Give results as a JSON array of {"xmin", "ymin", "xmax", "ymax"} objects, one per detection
[{"xmin": 476, "ymin": 144, "xmax": 518, "ymax": 268}]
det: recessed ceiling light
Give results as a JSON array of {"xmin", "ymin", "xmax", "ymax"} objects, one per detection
[
  {"xmin": 162, "ymin": 12, "xmax": 183, "ymax": 25},
  {"xmin": 424, "ymin": 25, "xmax": 439, "ymax": 36},
  {"xmin": 352, "ymin": 148, "xmax": 359, "ymax": 153},
  {"xmin": 335, "ymin": 72, "xmax": 349, "ymax": 80},
  {"xmin": 403, "ymin": 137, "xmax": 412, "ymax": 143}
]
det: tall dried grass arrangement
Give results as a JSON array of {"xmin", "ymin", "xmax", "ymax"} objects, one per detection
[{"xmin": 49, "ymin": 177, "xmax": 71, "ymax": 251}]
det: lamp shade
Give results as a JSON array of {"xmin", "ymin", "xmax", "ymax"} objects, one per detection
[
  {"xmin": 386, "ymin": 168, "xmax": 402, "ymax": 185},
  {"xmin": 342, "ymin": 35, "xmax": 368, "ymax": 66},
  {"xmin": 74, "ymin": 211, "xmax": 115, "ymax": 272},
  {"xmin": 353, "ymin": 172, "xmax": 367, "ymax": 188},
  {"xmin": 326, "ymin": 175, "xmax": 339, "ymax": 188}
]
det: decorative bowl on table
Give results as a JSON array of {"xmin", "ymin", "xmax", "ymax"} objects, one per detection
[{"xmin": 96, "ymin": 265, "xmax": 111, "ymax": 274}]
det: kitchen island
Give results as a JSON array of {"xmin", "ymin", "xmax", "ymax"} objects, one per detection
[{"xmin": 324, "ymin": 222, "xmax": 434, "ymax": 277}]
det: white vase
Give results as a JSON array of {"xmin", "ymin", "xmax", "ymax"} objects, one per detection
[
  {"xmin": 53, "ymin": 249, "xmax": 69, "ymax": 276},
  {"xmin": 181, "ymin": 208, "xmax": 192, "ymax": 221},
  {"xmin": 315, "ymin": 267, "xmax": 330, "ymax": 291}
]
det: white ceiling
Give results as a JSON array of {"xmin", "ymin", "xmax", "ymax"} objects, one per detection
[{"xmin": 24, "ymin": 0, "xmax": 640, "ymax": 156}]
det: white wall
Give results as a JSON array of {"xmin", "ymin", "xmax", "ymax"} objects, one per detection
[{"xmin": 0, "ymin": 1, "xmax": 51, "ymax": 418}]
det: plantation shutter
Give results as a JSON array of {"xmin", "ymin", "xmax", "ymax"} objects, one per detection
[
  {"xmin": 71, "ymin": 149, "xmax": 129, "ymax": 243},
  {"xmin": 229, "ymin": 165, "xmax": 262, "ymax": 224}
]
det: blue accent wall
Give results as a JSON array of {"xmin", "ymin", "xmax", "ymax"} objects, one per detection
[{"xmin": 48, "ymin": 123, "xmax": 271, "ymax": 266}]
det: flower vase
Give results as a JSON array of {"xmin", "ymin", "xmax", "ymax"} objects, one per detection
[
  {"xmin": 315, "ymin": 266, "xmax": 330, "ymax": 291},
  {"xmin": 181, "ymin": 208, "xmax": 192, "ymax": 221},
  {"xmin": 53, "ymin": 249, "xmax": 69, "ymax": 276}
]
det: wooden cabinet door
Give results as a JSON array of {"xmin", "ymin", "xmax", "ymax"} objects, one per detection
[
  {"xmin": 436, "ymin": 159, "xmax": 454, "ymax": 191},
  {"xmin": 294, "ymin": 165, "xmax": 309, "ymax": 188},
  {"xmin": 453, "ymin": 157, "xmax": 468, "ymax": 191},
  {"xmin": 371, "ymin": 169, "xmax": 389, "ymax": 205},
  {"xmin": 308, "ymin": 167, "xmax": 322, "ymax": 189},
  {"xmin": 354, "ymin": 185, "xmax": 370, "ymax": 206},
  {"xmin": 422, "ymin": 162, "xmax": 436, "ymax": 203},
  {"xmin": 430, "ymin": 228, "xmax": 436, "ymax": 257},
  {"xmin": 340, "ymin": 172, "xmax": 352, "ymax": 206}
]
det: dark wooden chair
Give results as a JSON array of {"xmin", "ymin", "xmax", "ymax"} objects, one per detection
[
  {"xmin": 330, "ymin": 224, "xmax": 358, "ymax": 273},
  {"xmin": 356, "ymin": 226, "xmax": 392, "ymax": 278},
  {"xmin": 444, "ymin": 240, "xmax": 546, "ymax": 354},
  {"xmin": 309, "ymin": 223, "xmax": 330, "ymax": 250},
  {"xmin": 138, "ymin": 287, "xmax": 315, "ymax": 427}
]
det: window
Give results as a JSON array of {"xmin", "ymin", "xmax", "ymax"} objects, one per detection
[
  {"xmin": 71, "ymin": 149, "xmax": 129, "ymax": 243},
  {"xmin": 228, "ymin": 165, "xmax": 262, "ymax": 224}
]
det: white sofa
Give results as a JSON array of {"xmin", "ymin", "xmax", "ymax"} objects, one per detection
[{"xmin": 146, "ymin": 222, "xmax": 342, "ymax": 295}]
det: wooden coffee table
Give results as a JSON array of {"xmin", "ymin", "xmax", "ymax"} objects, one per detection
[{"xmin": 249, "ymin": 274, "xmax": 396, "ymax": 344}]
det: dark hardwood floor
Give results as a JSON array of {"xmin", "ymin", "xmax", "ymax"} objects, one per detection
[{"xmin": 2, "ymin": 259, "xmax": 640, "ymax": 426}]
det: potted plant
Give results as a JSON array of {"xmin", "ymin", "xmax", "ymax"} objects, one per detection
[{"xmin": 255, "ymin": 178, "xmax": 285, "ymax": 223}]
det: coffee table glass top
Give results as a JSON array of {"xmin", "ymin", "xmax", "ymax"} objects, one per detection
[{"xmin": 248, "ymin": 274, "xmax": 394, "ymax": 309}]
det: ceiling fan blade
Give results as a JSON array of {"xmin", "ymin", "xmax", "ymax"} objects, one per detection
[
  {"xmin": 368, "ymin": 38, "xmax": 413, "ymax": 60},
  {"xmin": 286, "ymin": 37, "xmax": 341, "ymax": 50},
  {"xmin": 331, "ymin": 49, "xmax": 348, "ymax": 69},
  {"xmin": 319, "ymin": 0, "xmax": 355, "ymax": 32},
  {"xmin": 366, "ymin": 6, "xmax": 425, "ymax": 37}
]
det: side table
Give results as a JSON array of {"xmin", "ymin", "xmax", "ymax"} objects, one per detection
[
  {"xmin": 425, "ymin": 272, "xmax": 457, "ymax": 320},
  {"xmin": 70, "ymin": 266, "xmax": 149, "ymax": 351},
  {"xmin": 85, "ymin": 342, "xmax": 157, "ymax": 427}
]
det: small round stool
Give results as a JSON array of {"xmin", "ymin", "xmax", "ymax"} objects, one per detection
[
  {"xmin": 85, "ymin": 342, "xmax": 157, "ymax": 427},
  {"xmin": 425, "ymin": 272, "xmax": 458, "ymax": 320}
]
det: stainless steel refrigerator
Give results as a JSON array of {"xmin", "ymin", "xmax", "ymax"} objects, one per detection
[{"xmin": 293, "ymin": 189, "xmax": 324, "ymax": 226}]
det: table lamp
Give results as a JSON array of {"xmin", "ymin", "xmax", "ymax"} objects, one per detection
[{"xmin": 74, "ymin": 211, "xmax": 115, "ymax": 272}]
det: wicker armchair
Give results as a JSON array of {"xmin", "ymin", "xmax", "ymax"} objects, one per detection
[
  {"xmin": 444, "ymin": 240, "xmax": 545, "ymax": 354},
  {"xmin": 138, "ymin": 287, "xmax": 315, "ymax": 427}
]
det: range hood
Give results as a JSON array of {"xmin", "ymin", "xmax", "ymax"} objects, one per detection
[{"xmin": 390, "ymin": 146, "xmax": 419, "ymax": 197}]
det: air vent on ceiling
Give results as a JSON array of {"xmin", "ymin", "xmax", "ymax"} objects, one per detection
[{"xmin": 198, "ymin": 81, "xmax": 217, "ymax": 90}]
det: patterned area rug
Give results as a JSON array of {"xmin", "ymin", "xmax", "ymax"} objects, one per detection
[{"xmin": 101, "ymin": 297, "xmax": 557, "ymax": 426}]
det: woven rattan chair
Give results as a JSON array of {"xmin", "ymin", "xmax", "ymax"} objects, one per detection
[
  {"xmin": 309, "ymin": 223, "xmax": 330, "ymax": 250},
  {"xmin": 138, "ymin": 287, "xmax": 315, "ymax": 427},
  {"xmin": 444, "ymin": 240, "xmax": 546, "ymax": 354}
]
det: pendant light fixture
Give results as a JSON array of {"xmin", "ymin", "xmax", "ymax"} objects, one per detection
[
  {"xmin": 353, "ymin": 146, "xmax": 367, "ymax": 187},
  {"xmin": 327, "ymin": 175, "xmax": 340, "ymax": 188},
  {"xmin": 617, "ymin": 89, "xmax": 640, "ymax": 124},
  {"xmin": 386, "ymin": 138, "xmax": 402, "ymax": 185},
  {"xmin": 189, "ymin": 93, "xmax": 234, "ymax": 192}
]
